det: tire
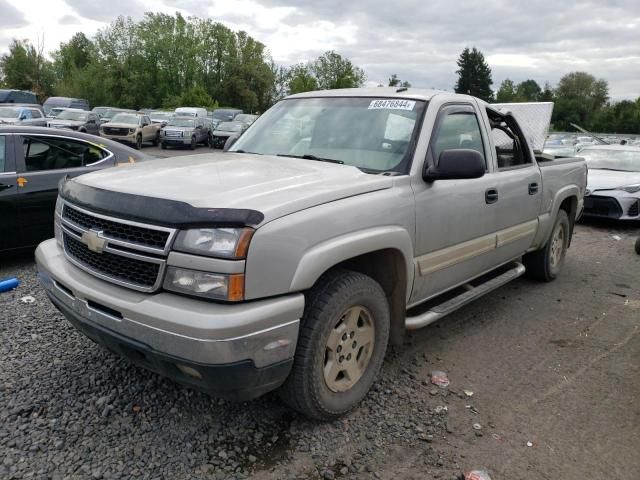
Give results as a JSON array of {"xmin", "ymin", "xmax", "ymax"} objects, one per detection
[
  {"xmin": 635, "ymin": 237, "xmax": 640, "ymax": 255},
  {"xmin": 207, "ymin": 134, "xmax": 213, "ymax": 148},
  {"xmin": 161, "ymin": 142, "xmax": 167, "ymax": 150},
  {"xmin": 278, "ymin": 269, "xmax": 390, "ymax": 421},
  {"xmin": 190, "ymin": 136, "xmax": 196, "ymax": 150},
  {"xmin": 134, "ymin": 134, "xmax": 142, "ymax": 150},
  {"xmin": 152, "ymin": 132, "xmax": 160, "ymax": 146},
  {"xmin": 523, "ymin": 210, "xmax": 570, "ymax": 281}
]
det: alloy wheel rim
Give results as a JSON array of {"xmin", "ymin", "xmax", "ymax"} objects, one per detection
[
  {"xmin": 323, "ymin": 305, "xmax": 375, "ymax": 393},
  {"xmin": 550, "ymin": 224, "xmax": 565, "ymax": 268}
]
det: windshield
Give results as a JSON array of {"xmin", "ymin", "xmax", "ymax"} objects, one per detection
[
  {"xmin": 103, "ymin": 109, "xmax": 128, "ymax": 120},
  {"xmin": 231, "ymin": 97, "xmax": 426, "ymax": 173},
  {"xmin": 0, "ymin": 107, "xmax": 20, "ymax": 118},
  {"xmin": 216, "ymin": 122, "xmax": 243, "ymax": 132},
  {"xmin": 110, "ymin": 113, "xmax": 139, "ymax": 125},
  {"xmin": 212, "ymin": 110, "xmax": 236, "ymax": 121},
  {"xmin": 235, "ymin": 114, "xmax": 257, "ymax": 123},
  {"xmin": 168, "ymin": 118, "xmax": 195, "ymax": 127},
  {"xmin": 57, "ymin": 110, "xmax": 88, "ymax": 121},
  {"xmin": 580, "ymin": 149, "xmax": 640, "ymax": 172}
]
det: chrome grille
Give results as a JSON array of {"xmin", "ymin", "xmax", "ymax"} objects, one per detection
[
  {"xmin": 63, "ymin": 205, "xmax": 170, "ymax": 250},
  {"xmin": 164, "ymin": 129, "xmax": 183, "ymax": 137},
  {"xmin": 59, "ymin": 201, "xmax": 175, "ymax": 292},
  {"xmin": 64, "ymin": 234, "xmax": 160, "ymax": 289}
]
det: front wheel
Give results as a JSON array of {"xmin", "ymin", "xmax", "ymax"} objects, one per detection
[
  {"xmin": 635, "ymin": 237, "xmax": 640, "ymax": 255},
  {"xmin": 190, "ymin": 136, "xmax": 196, "ymax": 150},
  {"xmin": 524, "ymin": 209, "xmax": 570, "ymax": 281},
  {"xmin": 278, "ymin": 269, "xmax": 389, "ymax": 421},
  {"xmin": 152, "ymin": 132, "xmax": 160, "ymax": 146},
  {"xmin": 134, "ymin": 134, "xmax": 142, "ymax": 150}
]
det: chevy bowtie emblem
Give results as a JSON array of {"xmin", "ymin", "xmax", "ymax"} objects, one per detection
[{"xmin": 81, "ymin": 230, "xmax": 107, "ymax": 253}]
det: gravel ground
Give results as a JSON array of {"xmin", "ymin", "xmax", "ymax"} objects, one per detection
[{"xmin": 1, "ymin": 221, "xmax": 638, "ymax": 479}]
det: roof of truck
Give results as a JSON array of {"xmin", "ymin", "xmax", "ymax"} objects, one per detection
[{"xmin": 286, "ymin": 87, "xmax": 445, "ymax": 101}]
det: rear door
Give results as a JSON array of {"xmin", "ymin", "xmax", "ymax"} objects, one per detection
[
  {"xmin": 15, "ymin": 134, "xmax": 114, "ymax": 247},
  {"xmin": 478, "ymin": 103, "xmax": 542, "ymax": 264},
  {"xmin": 0, "ymin": 134, "xmax": 21, "ymax": 251}
]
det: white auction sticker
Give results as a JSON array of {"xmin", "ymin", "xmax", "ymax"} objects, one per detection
[{"xmin": 368, "ymin": 99, "xmax": 416, "ymax": 110}]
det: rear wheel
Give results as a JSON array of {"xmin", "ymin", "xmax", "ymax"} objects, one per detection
[
  {"xmin": 278, "ymin": 269, "xmax": 389, "ymax": 421},
  {"xmin": 134, "ymin": 134, "xmax": 142, "ymax": 150},
  {"xmin": 523, "ymin": 209, "xmax": 570, "ymax": 281}
]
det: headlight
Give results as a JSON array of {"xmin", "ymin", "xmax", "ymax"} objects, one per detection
[
  {"xmin": 173, "ymin": 228, "xmax": 254, "ymax": 259},
  {"xmin": 129, "ymin": 128, "xmax": 136, "ymax": 134},
  {"xmin": 163, "ymin": 267, "xmax": 244, "ymax": 301},
  {"xmin": 55, "ymin": 196, "xmax": 63, "ymax": 216},
  {"xmin": 54, "ymin": 197, "xmax": 63, "ymax": 247},
  {"xmin": 618, "ymin": 184, "xmax": 640, "ymax": 193}
]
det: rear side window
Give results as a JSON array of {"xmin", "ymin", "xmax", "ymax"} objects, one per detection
[
  {"xmin": 22, "ymin": 136, "xmax": 107, "ymax": 172},
  {"xmin": 431, "ymin": 108, "xmax": 485, "ymax": 165},
  {"xmin": 0, "ymin": 136, "xmax": 6, "ymax": 172}
]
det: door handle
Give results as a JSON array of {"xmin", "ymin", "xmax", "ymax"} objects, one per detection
[
  {"xmin": 485, "ymin": 188, "xmax": 499, "ymax": 204},
  {"xmin": 529, "ymin": 182, "xmax": 539, "ymax": 195},
  {"xmin": 0, "ymin": 183, "xmax": 14, "ymax": 192}
]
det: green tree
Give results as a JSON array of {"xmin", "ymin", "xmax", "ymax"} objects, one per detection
[
  {"xmin": 311, "ymin": 51, "xmax": 365, "ymax": 90},
  {"xmin": 388, "ymin": 74, "xmax": 411, "ymax": 88},
  {"xmin": 552, "ymin": 71, "xmax": 609, "ymax": 129},
  {"xmin": 454, "ymin": 47, "xmax": 493, "ymax": 101},
  {"xmin": 288, "ymin": 63, "xmax": 318, "ymax": 94},
  {"xmin": 540, "ymin": 82, "xmax": 554, "ymax": 102},
  {"xmin": 496, "ymin": 79, "xmax": 517, "ymax": 102},
  {"xmin": 0, "ymin": 39, "xmax": 54, "ymax": 98},
  {"xmin": 516, "ymin": 79, "xmax": 541, "ymax": 101}
]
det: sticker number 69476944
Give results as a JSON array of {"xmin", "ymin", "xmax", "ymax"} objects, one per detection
[{"xmin": 368, "ymin": 99, "xmax": 416, "ymax": 111}]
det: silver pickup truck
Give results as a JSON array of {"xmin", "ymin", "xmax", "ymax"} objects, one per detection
[{"xmin": 36, "ymin": 88, "xmax": 586, "ymax": 420}]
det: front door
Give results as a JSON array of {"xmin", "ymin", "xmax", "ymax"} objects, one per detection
[
  {"xmin": 410, "ymin": 104, "xmax": 500, "ymax": 304},
  {"xmin": 0, "ymin": 134, "xmax": 22, "ymax": 251}
]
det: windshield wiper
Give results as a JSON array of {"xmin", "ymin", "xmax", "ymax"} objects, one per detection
[
  {"xmin": 233, "ymin": 149, "xmax": 261, "ymax": 155},
  {"xmin": 277, "ymin": 154, "xmax": 344, "ymax": 164}
]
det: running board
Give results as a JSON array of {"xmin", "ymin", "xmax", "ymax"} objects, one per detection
[{"xmin": 405, "ymin": 262, "xmax": 526, "ymax": 330}]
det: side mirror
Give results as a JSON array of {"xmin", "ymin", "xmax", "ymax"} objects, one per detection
[
  {"xmin": 223, "ymin": 134, "xmax": 240, "ymax": 152},
  {"xmin": 424, "ymin": 149, "xmax": 486, "ymax": 182}
]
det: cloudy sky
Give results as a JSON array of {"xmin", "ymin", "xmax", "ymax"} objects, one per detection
[{"xmin": 1, "ymin": 0, "xmax": 638, "ymax": 100}]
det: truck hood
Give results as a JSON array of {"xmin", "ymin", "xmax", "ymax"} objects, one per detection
[
  {"xmin": 49, "ymin": 120, "xmax": 83, "ymax": 127},
  {"xmin": 73, "ymin": 153, "xmax": 393, "ymax": 224},
  {"xmin": 102, "ymin": 122, "xmax": 137, "ymax": 129},
  {"xmin": 587, "ymin": 169, "xmax": 640, "ymax": 192}
]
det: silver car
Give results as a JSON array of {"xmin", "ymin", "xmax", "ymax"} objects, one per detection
[
  {"xmin": 0, "ymin": 105, "xmax": 47, "ymax": 126},
  {"xmin": 580, "ymin": 145, "xmax": 640, "ymax": 220}
]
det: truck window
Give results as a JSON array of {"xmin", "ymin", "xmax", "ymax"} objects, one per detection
[
  {"xmin": 431, "ymin": 110, "xmax": 485, "ymax": 166},
  {"xmin": 22, "ymin": 136, "xmax": 106, "ymax": 172}
]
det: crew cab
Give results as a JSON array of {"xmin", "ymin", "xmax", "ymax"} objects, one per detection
[
  {"xmin": 36, "ymin": 89, "xmax": 586, "ymax": 420},
  {"xmin": 100, "ymin": 113, "xmax": 160, "ymax": 149}
]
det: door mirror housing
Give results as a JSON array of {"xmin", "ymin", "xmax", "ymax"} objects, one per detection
[
  {"xmin": 424, "ymin": 149, "xmax": 486, "ymax": 182},
  {"xmin": 223, "ymin": 134, "xmax": 240, "ymax": 151}
]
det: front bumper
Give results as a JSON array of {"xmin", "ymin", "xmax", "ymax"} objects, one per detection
[
  {"xmin": 101, "ymin": 133, "xmax": 136, "ymax": 144},
  {"xmin": 36, "ymin": 239, "xmax": 303, "ymax": 400},
  {"xmin": 583, "ymin": 193, "xmax": 640, "ymax": 220},
  {"xmin": 162, "ymin": 136, "xmax": 190, "ymax": 146},
  {"xmin": 211, "ymin": 135, "xmax": 230, "ymax": 148}
]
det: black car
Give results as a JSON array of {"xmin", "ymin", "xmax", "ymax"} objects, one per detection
[
  {"xmin": 210, "ymin": 121, "xmax": 248, "ymax": 149},
  {"xmin": 0, "ymin": 126, "xmax": 152, "ymax": 252}
]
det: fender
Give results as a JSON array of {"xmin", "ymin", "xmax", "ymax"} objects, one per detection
[
  {"xmin": 533, "ymin": 184, "xmax": 580, "ymax": 249},
  {"xmin": 289, "ymin": 226, "xmax": 415, "ymax": 302}
]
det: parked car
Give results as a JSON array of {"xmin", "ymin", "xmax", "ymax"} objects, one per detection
[
  {"xmin": 92, "ymin": 106, "xmax": 113, "ymax": 118},
  {"xmin": 579, "ymin": 145, "xmax": 640, "ymax": 220},
  {"xmin": 234, "ymin": 114, "xmax": 259, "ymax": 126},
  {"xmin": 210, "ymin": 108, "xmax": 243, "ymax": 124},
  {"xmin": 46, "ymin": 107, "xmax": 68, "ymax": 119},
  {"xmin": 35, "ymin": 88, "xmax": 586, "ymax": 420},
  {"xmin": 160, "ymin": 116, "xmax": 211, "ymax": 150},
  {"xmin": 47, "ymin": 109, "xmax": 101, "ymax": 135},
  {"xmin": 210, "ymin": 121, "xmax": 248, "ymax": 148},
  {"xmin": 149, "ymin": 110, "xmax": 174, "ymax": 126},
  {"xmin": 98, "ymin": 108, "xmax": 137, "ymax": 125},
  {"xmin": 0, "ymin": 126, "xmax": 151, "ymax": 252},
  {"xmin": 0, "ymin": 105, "xmax": 47, "ymax": 126},
  {"xmin": 174, "ymin": 107, "xmax": 208, "ymax": 118},
  {"xmin": 543, "ymin": 144, "xmax": 576, "ymax": 157},
  {"xmin": 43, "ymin": 97, "xmax": 90, "ymax": 117},
  {"xmin": 0, "ymin": 89, "xmax": 38, "ymax": 104},
  {"xmin": 100, "ymin": 112, "xmax": 161, "ymax": 149}
]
